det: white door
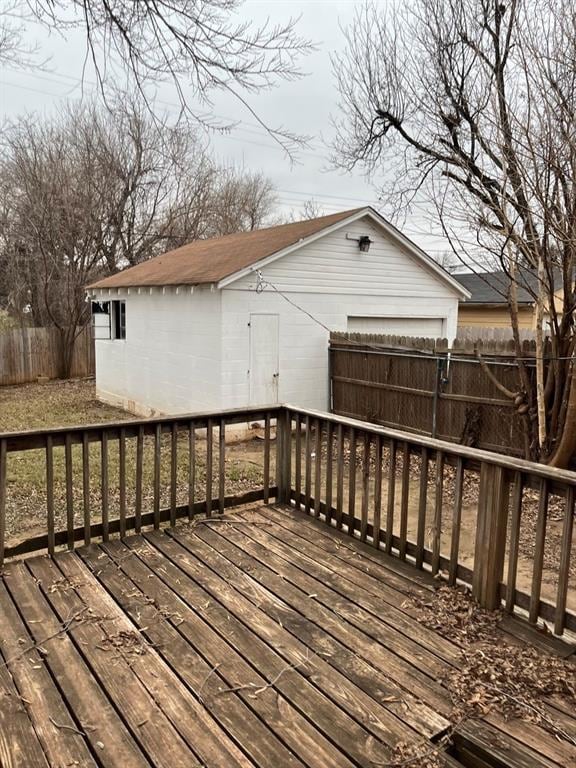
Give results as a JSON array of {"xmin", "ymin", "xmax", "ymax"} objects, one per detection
[{"xmin": 249, "ymin": 314, "xmax": 279, "ymax": 405}]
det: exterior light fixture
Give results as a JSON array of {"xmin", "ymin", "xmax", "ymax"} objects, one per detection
[
  {"xmin": 358, "ymin": 236, "xmax": 372, "ymax": 252},
  {"xmin": 346, "ymin": 232, "xmax": 373, "ymax": 252}
]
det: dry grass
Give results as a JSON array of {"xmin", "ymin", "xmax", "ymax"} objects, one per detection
[{"xmin": 1, "ymin": 379, "xmax": 268, "ymax": 547}]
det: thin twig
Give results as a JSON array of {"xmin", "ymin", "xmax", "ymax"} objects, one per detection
[
  {"xmin": 216, "ymin": 652, "xmax": 314, "ymax": 698},
  {"xmin": 198, "ymin": 663, "xmax": 222, "ymax": 703},
  {"xmin": 0, "ymin": 608, "xmax": 88, "ymax": 668},
  {"xmin": 49, "ymin": 716, "xmax": 92, "ymax": 737},
  {"xmin": 477, "ymin": 681, "xmax": 576, "ymax": 746}
]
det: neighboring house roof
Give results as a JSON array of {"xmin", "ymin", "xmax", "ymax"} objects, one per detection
[
  {"xmin": 455, "ymin": 271, "xmax": 537, "ymax": 305},
  {"xmin": 88, "ymin": 206, "xmax": 469, "ymax": 298}
]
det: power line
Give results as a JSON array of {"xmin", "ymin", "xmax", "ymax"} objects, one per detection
[{"xmin": 254, "ymin": 271, "xmax": 571, "ymax": 364}]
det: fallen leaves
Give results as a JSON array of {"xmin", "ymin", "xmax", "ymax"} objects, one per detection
[{"xmin": 411, "ymin": 585, "xmax": 576, "ymax": 745}]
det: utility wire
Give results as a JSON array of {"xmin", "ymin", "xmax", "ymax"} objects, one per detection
[{"xmin": 254, "ymin": 271, "xmax": 574, "ymax": 365}]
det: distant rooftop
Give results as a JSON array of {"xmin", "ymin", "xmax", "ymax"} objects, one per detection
[{"xmin": 455, "ymin": 270, "xmax": 538, "ymax": 304}]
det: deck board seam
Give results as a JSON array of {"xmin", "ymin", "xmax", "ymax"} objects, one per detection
[
  {"xmin": 139, "ymin": 530, "xmax": 407, "ymax": 762},
  {"xmin": 162, "ymin": 526, "xmax": 450, "ymax": 735},
  {"xmin": 85, "ymin": 540, "xmax": 321, "ymax": 768}
]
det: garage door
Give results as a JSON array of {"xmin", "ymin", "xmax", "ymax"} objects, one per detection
[{"xmin": 347, "ymin": 316, "xmax": 444, "ymax": 337}]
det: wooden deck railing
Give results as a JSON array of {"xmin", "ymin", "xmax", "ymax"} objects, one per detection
[
  {"xmin": 0, "ymin": 406, "xmax": 281, "ymax": 563},
  {"xmin": 1, "ymin": 403, "xmax": 575, "ymax": 636},
  {"xmin": 277, "ymin": 407, "xmax": 576, "ymax": 637}
]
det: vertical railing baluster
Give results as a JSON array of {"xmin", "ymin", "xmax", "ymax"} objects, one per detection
[
  {"xmin": 373, "ymin": 435, "xmax": 382, "ymax": 549},
  {"xmin": 188, "ymin": 421, "xmax": 195, "ymax": 520},
  {"xmin": 82, "ymin": 431, "xmax": 90, "ymax": 545},
  {"xmin": 153, "ymin": 424, "xmax": 161, "ymax": 529},
  {"xmin": 336, "ymin": 424, "xmax": 344, "ymax": 530},
  {"xmin": 385, "ymin": 439, "xmax": 396, "ymax": 553},
  {"xmin": 314, "ymin": 419, "xmax": 322, "ymax": 517},
  {"xmin": 0, "ymin": 439, "xmax": 7, "ymax": 567},
  {"xmin": 277, "ymin": 409, "xmax": 292, "ymax": 504},
  {"xmin": 263, "ymin": 413, "xmax": 271, "ymax": 504},
  {"xmin": 529, "ymin": 478, "xmax": 548, "ymax": 623},
  {"xmin": 119, "ymin": 428, "xmax": 127, "ymax": 538},
  {"xmin": 135, "ymin": 426, "xmax": 144, "ymax": 533},
  {"xmin": 325, "ymin": 421, "xmax": 333, "ymax": 523},
  {"xmin": 399, "ymin": 442, "xmax": 410, "ymax": 560},
  {"xmin": 170, "ymin": 423, "xmax": 178, "ymax": 527},
  {"xmin": 294, "ymin": 414, "xmax": 302, "ymax": 509},
  {"xmin": 206, "ymin": 418, "xmax": 213, "ymax": 517},
  {"xmin": 505, "ymin": 472, "xmax": 523, "ymax": 612},
  {"xmin": 65, "ymin": 433, "xmax": 74, "ymax": 550},
  {"xmin": 348, "ymin": 427, "xmax": 357, "ymax": 534},
  {"xmin": 101, "ymin": 430, "xmax": 109, "ymax": 542},
  {"xmin": 219, "ymin": 420, "xmax": 225, "ymax": 514},
  {"xmin": 431, "ymin": 450, "xmax": 444, "ymax": 576},
  {"xmin": 416, "ymin": 446, "xmax": 428, "ymax": 569},
  {"xmin": 448, "ymin": 458, "xmax": 464, "ymax": 585},
  {"xmin": 46, "ymin": 435, "xmax": 55, "ymax": 555},
  {"xmin": 304, "ymin": 415, "xmax": 312, "ymax": 514},
  {"xmin": 555, "ymin": 486, "xmax": 575, "ymax": 635},
  {"xmin": 360, "ymin": 432, "xmax": 370, "ymax": 542}
]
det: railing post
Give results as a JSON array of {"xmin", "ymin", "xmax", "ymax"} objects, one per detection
[
  {"xmin": 276, "ymin": 409, "xmax": 292, "ymax": 504},
  {"xmin": 473, "ymin": 462, "xmax": 510, "ymax": 610}
]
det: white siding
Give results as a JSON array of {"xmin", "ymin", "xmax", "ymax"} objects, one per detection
[
  {"xmin": 94, "ymin": 287, "xmax": 222, "ymax": 415},
  {"xmin": 347, "ymin": 316, "xmax": 444, "ymax": 336},
  {"xmin": 221, "ymin": 214, "xmax": 459, "ymax": 412},
  {"xmin": 94, "ymin": 213, "xmax": 460, "ymax": 416},
  {"xmin": 221, "ymin": 291, "xmax": 457, "ymax": 412},
  {"xmin": 230, "ymin": 217, "xmax": 457, "ymax": 299}
]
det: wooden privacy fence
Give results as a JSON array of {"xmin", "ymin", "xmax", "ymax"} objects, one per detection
[
  {"xmin": 0, "ymin": 325, "xmax": 94, "ymax": 386},
  {"xmin": 1, "ymin": 404, "xmax": 575, "ymax": 636},
  {"xmin": 330, "ymin": 332, "xmax": 534, "ymax": 456}
]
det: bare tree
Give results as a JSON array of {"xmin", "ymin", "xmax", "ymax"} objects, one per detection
[
  {"xmin": 332, "ymin": 0, "xmax": 576, "ymax": 466},
  {"xmin": 0, "ymin": 99, "xmax": 277, "ymax": 375},
  {"xmin": 0, "ymin": 0, "xmax": 312, "ymax": 155}
]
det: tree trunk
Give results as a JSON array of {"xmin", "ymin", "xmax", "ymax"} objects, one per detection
[{"xmin": 548, "ymin": 361, "xmax": 576, "ymax": 468}]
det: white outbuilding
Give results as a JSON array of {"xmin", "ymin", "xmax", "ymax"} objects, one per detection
[{"xmin": 88, "ymin": 207, "xmax": 469, "ymax": 416}]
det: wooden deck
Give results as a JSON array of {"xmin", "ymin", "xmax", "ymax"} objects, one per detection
[{"xmin": 1, "ymin": 503, "xmax": 575, "ymax": 768}]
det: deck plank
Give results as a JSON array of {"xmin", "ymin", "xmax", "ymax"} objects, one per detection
[
  {"xmin": 54, "ymin": 549, "xmax": 251, "ymax": 768},
  {"xmin": 80, "ymin": 540, "xmax": 337, "ymax": 768},
  {"xmin": 0, "ymin": 664, "xmax": 49, "ymax": 768},
  {"xmin": 2, "ymin": 560, "xmax": 149, "ymax": 768},
  {"xmin": 27, "ymin": 554, "xmax": 199, "ymax": 768},
  {"xmin": 3, "ymin": 502, "xmax": 575, "ymax": 768},
  {"xmin": 0, "ymin": 590, "xmax": 52, "ymax": 768},
  {"xmin": 265, "ymin": 503, "xmax": 438, "ymax": 592},
  {"xmin": 115, "ymin": 536, "xmax": 404, "ymax": 767},
  {"xmin": 162, "ymin": 526, "xmax": 451, "ymax": 736},
  {"xmin": 150, "ymin": 528, "xmax": 442, "ymax": 745},
  {"xmin": 232, "ymin": 506, "xmax": 460, "ymax": 665},
  {"xmin": 203, "ymin": 516, "xmax": 454, "ymax": 680},
  {"xmin": 185, "ymin": 522, "xmax": 453, "ymax": 716}
]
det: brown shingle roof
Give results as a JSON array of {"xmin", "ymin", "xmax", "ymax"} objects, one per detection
[{"xmin": 89, "ymin": 208, "xmax": 364, "ymax": 289}]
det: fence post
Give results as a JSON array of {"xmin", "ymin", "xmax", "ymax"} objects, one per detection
[
  {"xmin": 276, "ymin": 409, "xmax": 292, "ymax": 504},
  {"xmin": 472, "ymin": 462, "xmax": 510, "ymax": 609}
]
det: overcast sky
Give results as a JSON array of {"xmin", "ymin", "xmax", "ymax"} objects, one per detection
[{"xmin": 0, "ymin": 0, "xmax": 454, "ymax": 259}]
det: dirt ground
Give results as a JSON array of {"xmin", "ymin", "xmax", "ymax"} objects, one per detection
[
  {"xmin": 1, "ymin": 378, "xmax": 573, "ymax": 619},
  {"xmin": 325, "ymin": 438, "xmax": 575, "ymax": 615}
]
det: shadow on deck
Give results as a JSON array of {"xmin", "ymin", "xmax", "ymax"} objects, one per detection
[{"xmin": 1, "ymin": 503, "xmax": 575, "ymax": 768}]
